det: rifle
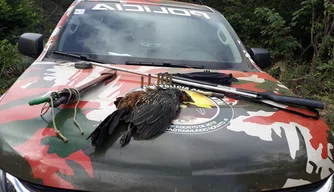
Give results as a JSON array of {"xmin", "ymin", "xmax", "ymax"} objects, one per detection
[
  {"xmin": 74, "ymin": 62, "xmax": 324, "ymax": 111},
  {"xmin": 169, "ymin": 75, "xmax": 324, "ymax": 109}
]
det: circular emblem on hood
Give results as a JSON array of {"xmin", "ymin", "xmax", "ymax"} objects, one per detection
[{"xmin": 167, "ymin": 89, "xmax": 234, "ymax": 134}]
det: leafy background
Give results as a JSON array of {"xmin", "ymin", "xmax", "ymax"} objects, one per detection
[{"xmin": 0, "ymin": 0, "xmax": 333, "ymax": 129}]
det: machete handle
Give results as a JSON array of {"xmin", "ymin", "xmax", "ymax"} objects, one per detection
[
  {"xmin": 53, "ymin": 95, "xmax": 69, "ymax": 108},
  {"xmin": 257, "ymin": 91, "xmax": 325, "ymax": 109},
  {"xmin": 29, "ymin": 97, "xmax": 50, "ymax": 106}
]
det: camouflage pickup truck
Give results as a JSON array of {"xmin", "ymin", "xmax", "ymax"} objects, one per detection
[{"xmin": 0, "ymin": 0, "xmax": 333, "ymax": 192}]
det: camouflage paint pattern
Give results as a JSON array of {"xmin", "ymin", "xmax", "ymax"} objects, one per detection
[
  {"xmin": 0, "ymin": 0, "xmax": 333, "ymax": 191},
  {"xmin": 0, "ymin": 61, "xmax": 333, "ymax": 191}
]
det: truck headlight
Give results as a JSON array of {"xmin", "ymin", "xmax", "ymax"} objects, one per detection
[
  {"xmin": 0, "ymin": 168, "xmax": 30, "ymax": 192},
  {"xmin": 318, "ymin": 173, "xmax": 334, "ymax": 192}
]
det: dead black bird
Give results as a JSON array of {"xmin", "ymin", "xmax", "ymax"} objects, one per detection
[{"xmin": 87, "ymin": 86, "xmax": 194, "ymax": 148}]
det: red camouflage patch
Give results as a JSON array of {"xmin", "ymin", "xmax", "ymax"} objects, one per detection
[
  {"xmin": 14, "ymin": 128, "xmax": 93, "ymax": 189},
  {"xmin": 232, "ymin": 82, "xmax": 266, "ymax": 92},
  {"xmin": 0, "ymin": 104, "xmax": 42, "ymax": 125},
  {"xmin": 223, "ymin": 71, "xmax": 278, "ymax": 82},
  {"xmin": 243, "ymin": 110, "xmax": 331, "ymax": 159}
]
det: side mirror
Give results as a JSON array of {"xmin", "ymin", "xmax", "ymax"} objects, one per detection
[
  {"xmin": 18, "ymin": 33, "xmax": 44, "ymax": 58},
  {"xmin": 249, "ymin": 48, "xmax": 271, "ymax": 69}
]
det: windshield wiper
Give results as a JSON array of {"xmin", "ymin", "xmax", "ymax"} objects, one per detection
[
  {"xmin": 52, "ymin": 51, "xmax": 110, "ymax": 64},
  {"xmin": 125, "ymin": 61, "xmax": 204, "ymax": 69}
]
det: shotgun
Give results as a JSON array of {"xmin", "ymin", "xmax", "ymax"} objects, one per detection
[{"xmin": 75, "ymin": 62, "xmax": 324, "ymax": 110}]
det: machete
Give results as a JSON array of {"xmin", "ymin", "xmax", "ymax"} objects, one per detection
[{"xmin": 29, "ymin": 69, "xmax": 117, "ymax": 107}]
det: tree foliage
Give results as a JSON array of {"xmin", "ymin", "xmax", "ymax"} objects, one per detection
[
  {"xmin": 254, "ymin": 7, "xmax": 300, "ymax": 60},
  {"xmin": 0, "ymin": 0, "xmax": 72, "ymax": 93},
  {"xmin": 0, "ymin": 0, "xmax": 40, "ymax": 42}
]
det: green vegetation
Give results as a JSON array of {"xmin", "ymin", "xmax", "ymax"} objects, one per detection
[
  {"xmin": 0, "ymin": 0, "xmax": 72, "ymax": 92},
  {"xmin": 0, "ymin": 0, "xmax": 333, "ymax": 128}
]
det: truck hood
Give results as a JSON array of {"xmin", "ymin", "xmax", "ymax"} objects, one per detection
[{"xmin": 0, "ymin": 61, "xmax": 333, "ymax": 192}]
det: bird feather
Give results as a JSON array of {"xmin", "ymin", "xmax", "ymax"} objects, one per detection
[
  {"xmin": 130, "ymin": 102, "xmax": 175, "ymax": 139},
  {"xmin": 87, "ymin": 108, "xmax": 128, "ymax": 147},
  {"xmin": 131, "ymin": 104, "xmax": 164, "ymax": 125}
]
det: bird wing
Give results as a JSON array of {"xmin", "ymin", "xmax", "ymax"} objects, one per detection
[
  {"xmin": 87, "ymin": 108, "xmax": 128, "ymax": 147},
  {"xmin": 129, "ymin": 102, "xmax": 178, "ymax": 139}
]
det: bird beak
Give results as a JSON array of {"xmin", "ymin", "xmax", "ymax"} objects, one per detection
[{"xmin": 182, "ymin": 91, "xmax": 194, "ymax": 103}]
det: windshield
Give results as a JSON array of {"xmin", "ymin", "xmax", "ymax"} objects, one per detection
[{"xmin": 51, "ymin": 2, "xmax": 253, "ymax": 70}]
